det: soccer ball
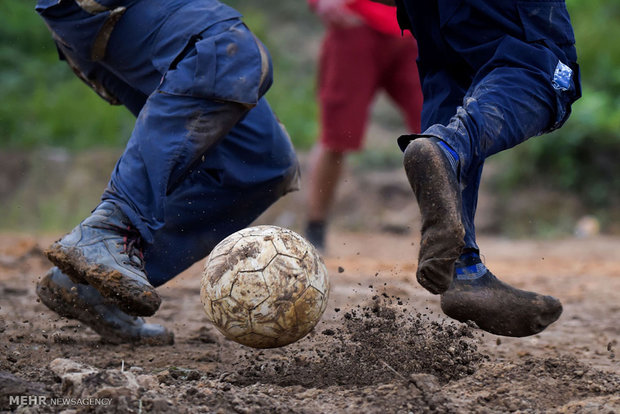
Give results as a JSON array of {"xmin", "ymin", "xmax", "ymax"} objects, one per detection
[{"xmin": 200, "ymin": 225, "xmax": 329, "ymax": 348}]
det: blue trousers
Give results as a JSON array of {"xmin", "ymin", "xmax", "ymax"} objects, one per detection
[
  {"xmin": 37, "ymin": 0, "xmax": 299, "ymax": 286},
  {"xmin": 396, "ymin": 0, "xmax": 581, "ymax": 251}
]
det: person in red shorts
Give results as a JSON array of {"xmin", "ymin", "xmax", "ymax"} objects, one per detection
[{"xmin": 305, "ymin": 0, "xmax": 423, "ymax": 252}]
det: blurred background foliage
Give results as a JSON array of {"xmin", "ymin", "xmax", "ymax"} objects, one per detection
[
  {"xmin": 0, "ymin": 0, "xmax": 137, "ymax": 149},
  {"xmin": 488, "ymin": 0, "xmax": 620, "ymax": 234},
  {"xmin": 0, "ymin": 0, "xmax": 321, "ymax": 150},
  {"xmin": 493, "ymin": 0, "xmax": 620, "ymax": 201},
  {"xmin": 0, "ymin": 0, "xmax": 618, "ymax": 233}
]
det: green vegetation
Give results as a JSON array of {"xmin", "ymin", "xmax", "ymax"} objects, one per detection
[
  {"xmin": 490, "ymin": 0, "xmax": 620, "ymax": 212},
  {"xmin": 0, "ymin": 0, "xmax": 320, "ymax": 150},
  {"xmin": 234, "ymin": 2, "xmax": 320, "ymax": 149},
  {"xmin": 0, "ymin": 1, "xmax": 137, "ymax": 149}
]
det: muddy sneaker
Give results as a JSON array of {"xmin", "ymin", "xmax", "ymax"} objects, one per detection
[
  {"xmin": 37, "ymin": 267, "xmax": 173, "ymax": 345},
  {"xmin": 45, "ymin": 201, "xmax": 160, "ymax": 316},
  {"xmin": 403, "ymin": 137, "xmax": 465, "ymax": 294},
  {"xmin": 440, "ymin": 253, "xmax": 563, "ymax": 337}
]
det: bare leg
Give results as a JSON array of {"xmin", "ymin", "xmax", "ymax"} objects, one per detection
[{"xmin": 305, "ymin": 144, "xmax": 345, "ymax": 251}]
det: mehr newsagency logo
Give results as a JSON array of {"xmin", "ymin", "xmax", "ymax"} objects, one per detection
[{"xmin": 9, "ymin": 395, "xmax": 112, "ymax": 407}]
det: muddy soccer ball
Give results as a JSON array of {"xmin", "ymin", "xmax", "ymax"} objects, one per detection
[{"xmin": 200, "ymin": 225, "xmax": 329, "ymax": 348}]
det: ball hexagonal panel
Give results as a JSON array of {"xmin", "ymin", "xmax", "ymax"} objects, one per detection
[
  {"xmin": 251, "ymin": 299, "xmax": 296, "ymax": 338},
  {"xmin": 293, "ymin": 285, "xmax": 327, "ymax": 332},
  {"xmin": 304, "ymin": 252, "xmax": 329, "ymax": 295},
  {"xmin": 261, "ymin": 254, "xmax": 308, "ymax": 302},
  {"xmin": 233, "ymin": 234, "xmax": 278, "ymax": 272},
  {"xmin": 210, "ymin": 296, "xmax": 251, "ymax": 338},
  {"xmin": 201, "ymin": 260, "xmax": 238, "ymax": 302},
  {"xmin": 271, "ymin": 228, "xmax": 308, "ymax": 260},
  {"xmin": 230, "ymin": 271, "xmax": 271, "ymax": 310}
]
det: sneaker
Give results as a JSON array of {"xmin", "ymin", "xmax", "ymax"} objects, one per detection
[
  {"xmin": 403, "ymin": 138, "xmax": 465, "ymax": 294},
  {"xmin": 440, "ymin": 254, "xmax": 563, "ymax": 337},
  {"xmin": 37, "ymin": 267, "xmax": 173, "ymax": 345},
  {"xmin": 45, "ymin": 201, "xmax": 160, "ymax": 316}
]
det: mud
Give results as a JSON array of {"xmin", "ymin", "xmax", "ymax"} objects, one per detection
[
  {"xmin": 439, "ymin": 269, "xmax": 564, "ymax": 338},
  {"xmin": 45, "ymin": 242, "xmax": 161, "ymax": 317},
  {"xmin": 1, "ymin": 232, "xmax": 619, "ymax": 413},
  {"xmin": 403, "ymin": 138, "xmax": 465, "ymax": 295}
]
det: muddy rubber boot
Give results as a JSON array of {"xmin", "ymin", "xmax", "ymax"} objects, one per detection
[
  {"xmin": 37, "ymin": 267, "xmax": 174, "ymax": 345},
  {"xmin": 45, "ymin": 201, "xmax": 160, "ymax": 316},
  {"xmin": 403, "ymin": 138, "xmax": 465, "ymax": 294},
  {"xmin": 440, "ymin": 254, "xmax": 563, "ymax": 337}
]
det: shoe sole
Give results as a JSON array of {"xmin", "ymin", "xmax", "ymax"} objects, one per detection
[
  {"xmin": 45, "ymin": 243, "xmax": 161, "ymax": 317},
  {"xmin": 404, "ymin": 138, "xmax": 465, "ymax": 294},
  {"xmin": 37, "ymin": 274, "xmax": 173, "ymax": 345}
]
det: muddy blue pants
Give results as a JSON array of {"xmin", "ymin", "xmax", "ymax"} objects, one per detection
[
  {"xmin": 396, "ymin": 0, "xmax": 581, "ymax": 252},
  {"xmin": 36, "ymin": 0, "xmax": 299, "ymax": 286}
]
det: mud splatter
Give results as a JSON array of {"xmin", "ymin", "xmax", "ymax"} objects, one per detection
[{"xmin": 231, "ymin": 293, "xmax": 485, "ymax": 387}]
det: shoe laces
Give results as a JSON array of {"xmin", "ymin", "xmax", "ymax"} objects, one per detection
[{"xmin": 93, "ymin": 221, "xmax": 145, "ymax": 271}]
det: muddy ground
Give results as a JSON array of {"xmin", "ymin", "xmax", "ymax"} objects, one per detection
[{"xmin": 0, "ymin": 229, "xmax": 618, "ymax": 413}]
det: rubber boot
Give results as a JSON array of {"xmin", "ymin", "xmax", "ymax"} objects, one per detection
[{"xmin": 403, "ymin": 138, "xmax": 465, "ymax": 294}]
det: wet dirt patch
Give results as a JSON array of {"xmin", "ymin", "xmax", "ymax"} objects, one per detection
[{"xmin": 1, "ymin": 233, "xmax": 619, "ymax": 413}]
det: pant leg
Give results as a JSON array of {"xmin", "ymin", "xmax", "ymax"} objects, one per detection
[
  {"xmin": 420, "ymin": 39, "xmax": 577, "ymax": 250},
  {"xmin": 53, "ymin": 46, "xmax": 148, "ymax": 116},
  {"xmin": 143, "ymin": 98, "xmax": 299, "ymax": 286},
  {"xmin": 101, "ymin": 19, "xmax": 274, "ymax": 243},
  {"xmin": 39, "ymin": 3, "xmax": 273, "ymax": 244},
  {"xmin": 37, "ymin": 1, "xmax": 148, "ymax": 116},
  {"xmin": 39, "ymin": 1, "xmax": 297, "ymax": 284},
  {"xmin": 397, "ymin": 0, "xmax": 580, "ymax": 250}
]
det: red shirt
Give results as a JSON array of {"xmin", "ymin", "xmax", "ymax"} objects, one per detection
[
  {"xmin": 346, "ymin": 0, "xmax": 402, "ymax": 36},
  {"xmin": 308, "ymin": 0, "xmax": 402, "ymax": 37}
]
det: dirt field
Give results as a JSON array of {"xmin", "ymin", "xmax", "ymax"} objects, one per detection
[{"xmin": 0, "ymin": 231, "xmax": 618, "ymax": 413}]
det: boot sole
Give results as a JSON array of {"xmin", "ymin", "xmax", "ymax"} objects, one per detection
[
  {"xmin": 404, "ymin": 138, "xmax": 465, "ymax": 294},
  {"xmin": 37, "ymin": 274, "xmax": 173, "ymax": 345},
  {"xmin": 45, "ymin": 243, "xmax": 161, "ymax": 317}
]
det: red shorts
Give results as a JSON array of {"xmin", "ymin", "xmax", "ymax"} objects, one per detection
[{"xmin": 318, "ymin": 24, "xmax": 423, "ymax": 152}]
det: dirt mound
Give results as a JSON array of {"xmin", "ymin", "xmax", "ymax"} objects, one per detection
[
  {"xmin": 232, "ymin": 293, "xmax": 484, "ymax": 388},
  {"xmin": 457, "ymin": 355, "xmax": 620, "ymax": 412}
]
